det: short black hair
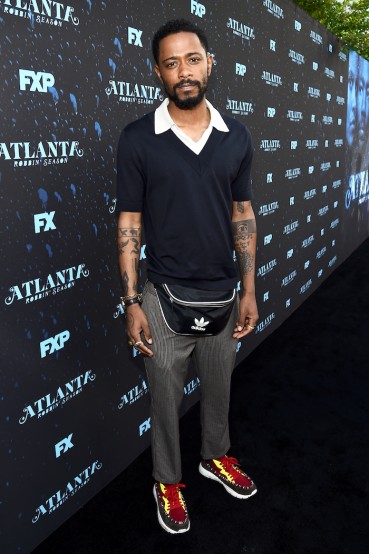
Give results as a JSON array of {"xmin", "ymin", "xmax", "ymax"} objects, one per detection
[{"xmin": 152, "ymin": 19, "xmax": 209, "ymax": 64}]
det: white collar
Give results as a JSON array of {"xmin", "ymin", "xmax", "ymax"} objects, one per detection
[{"xmin": 155, "ymin": 97, "xmax": 229, "ymax": 134}]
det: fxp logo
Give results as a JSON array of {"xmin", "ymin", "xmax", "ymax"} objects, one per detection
[
  {"xmin": 191, "ymin": 0, "xmax": 206, "ymax": 18},
  {"xmin": 40, "ymin": 330, "xmax": 70, "ymax": 358},
  {"xmin": 235, "ymin": 63, "xmax": 246, "ymax": 76},
  {"xmin": 19, "ymin": 69, "xmax": 55, "ymax": 93}
]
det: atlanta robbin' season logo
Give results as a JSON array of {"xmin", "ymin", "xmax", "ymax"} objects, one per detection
[
  {"xmin": 5, "ymin": 263, "xmax": 90, "ymax": 305},
  {"xmin": 184, "ymin": 377, "xmax": 200, "ymax": 396},
  {"xmin": 0, "ymin": 0, "xmax": 79, "ymax": 27},
  {"xmin": 263, "ymin": 0, "xmax": 284, "ymax": 19},
  {"xmin": 283, "ymin": 220, "xmax": 299, "ymax": 235},
  {"xmin": 260, "ymin": 139, "xmax": 281, "ymax": 152},
  {"xmin": 281, "ymin": 270, "xmax": 297, "ymax": 287},
  {"xmin": 255, "ymin": 312, "xmax": 275, "ymax": 334},
  {"xmin": 227, "ymin": 17, "xmax": 255, "ymax": 40},
  {"xmin": 308, "ymin": 86, "xmax": 320, "ymax": 99},
  {"xmin": 226, "ymin": 98, "xmax": 254, "ymax": 116},
  {"xmin": 118, "ymin": 379, "xmax": 148, "ymax": 409},
  {"xmin": 258, "ymin": 201, "xmax": 279, "ymax": 216},
  {"xmin": 310, "ymin": 30, "xmax": 323, "ymax": 45},
  {"xmin": 0, "ymin": 140, "xmax": 84, "ymax": 167},
  {"xmin": 32, "ymin": 460, "xmax": 102, "ymax": 523},
  {"xmin": 287, "ymin": 110, "xmax": 303, "ymax": 122},
  {"xmin": 257, "ymin": 258, "xmax": 277, "ymax": 278},
  {"xmin": 261, "ymin": 70, "xmax": 282, "ymax": 87},
  {"xmin": 105, "ymin": 80, "xmax": 163, "ymax": 105},
  {"xmin": 289, "ymin": 50, "xmax": 305, "ymax": 65},
  {"xmin": 19, "ymin": 370, "xmax": 96, "ymax": 424}
]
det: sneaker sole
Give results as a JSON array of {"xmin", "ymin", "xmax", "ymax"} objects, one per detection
[
  {"xmin": 153, "ymin": 485, "xmax": 190, "ymax": 534},
  {"xmin": 198, "ymin": 463, "xmax": 257, "ymax": 500}
]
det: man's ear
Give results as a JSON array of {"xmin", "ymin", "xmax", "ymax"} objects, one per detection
[
  {"xmin": 154, "ymin": 65, "xmax": 163, "ymax": 83},
  {"xmin": 206, "ymin": 54, "xmax": 213, "ymax": 77}
]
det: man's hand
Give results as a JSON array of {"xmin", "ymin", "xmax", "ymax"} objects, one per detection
[
  {"xmin": 125, "ymin": 303, "xmax": 154, "ymax": 357},
  {"xmin": 233, "ymin": 291, "xmax": 259, "ymax": 339}
]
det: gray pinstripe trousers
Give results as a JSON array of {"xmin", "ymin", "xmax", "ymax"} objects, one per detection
[{"xmin": 142, "ymin": 281, "xmax": 239, "ymax": 484}]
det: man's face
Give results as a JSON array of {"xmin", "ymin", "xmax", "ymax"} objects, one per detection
[{"xmin": 154, "ymin": 31, "xmax": 212, "ymax": 110}]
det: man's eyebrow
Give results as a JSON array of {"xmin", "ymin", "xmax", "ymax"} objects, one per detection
[{"xmin": 161, "ymin": 51, "xmax": 203, "ymax": 63}]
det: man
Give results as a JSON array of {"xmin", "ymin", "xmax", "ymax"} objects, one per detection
[{"xmin": 116, "ymin": 19, "xmax": 258, "ymax": 534}]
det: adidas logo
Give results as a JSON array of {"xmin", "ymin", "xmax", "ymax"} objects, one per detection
[{"xmin": 191, "ymin": 317, "xmax": 210, "ymax": 332}]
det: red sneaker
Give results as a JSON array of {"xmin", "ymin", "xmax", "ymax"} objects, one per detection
[
  {"xmin": 153, "ymin": 482, "xmax": 190, "ymax": 534},
  {"xmin": 199, "ymin": 455, "xmax": 257, "ymax": 499}
]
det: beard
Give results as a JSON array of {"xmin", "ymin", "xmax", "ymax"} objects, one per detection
[{"xmin": 164, "ymin": 78, "xmax": 208, "ymax": 110}]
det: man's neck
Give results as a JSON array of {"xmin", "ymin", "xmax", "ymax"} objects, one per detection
[{"xmin": 167, "ymin": 98, "xmax": 210, "ymax": 129}]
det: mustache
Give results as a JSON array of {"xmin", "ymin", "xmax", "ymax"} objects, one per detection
[{"xmin": 174, "ymin": 79, "xmax": 201, "ymax": 90}]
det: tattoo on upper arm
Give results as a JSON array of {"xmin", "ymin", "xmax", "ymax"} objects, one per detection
[{"xmin": 232, "ymin": 218, "xmax": 256, "ymax": 276}]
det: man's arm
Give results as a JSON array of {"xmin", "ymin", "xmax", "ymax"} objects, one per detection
[
  {"xmin": 117, "ymin": 211, "xmax": 153, "ymax": 357},
  {"xmin": 231, "ymin": 200, "xmax": 259, "ymax": 339}
]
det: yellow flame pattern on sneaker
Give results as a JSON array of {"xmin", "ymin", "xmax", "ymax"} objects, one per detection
[
  {"xmin": 160, "ymin": 483, "xmax": 186, "ymax": 515},
  {"xmin": 214, "ymin": 459, "xmax": 235, "ymax": 483}
]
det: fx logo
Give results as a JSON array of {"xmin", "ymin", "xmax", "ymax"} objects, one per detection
[
  {"xmin": 313, "ymin": 62, "xmax": 318, "ymax": 71},
  {"xmin": 267, "ymin": 107, "xmax": 276, "ymax": 118},
  {"xmin": 264, "ymin": 234, "xmax": 272, "ymax": 245},
  {"xmin": 291, "ymin": 140, "xmax": 298, "ymax": 150},
  {"xmin": 128, "ymin": 27, "xmax": 142, "ymax": 47},
  {"xmin": 287, "ymin": 249, "xmax": 294, "ymax": 259},
  {"xmin": 290, "ymin": 196, "xmax": 295, "ymax": 206},
  {"xmin": 267, "ymin": 173, "xmax": 273, "ymax": 183},
  {"xmin": 295, "ymin": 20, "xmax": 301, "ymax": 31},
  {"xmin": 139, "ymin": 417, "xmax": 151, "ymax": 436},
  {"xmin": 270, "ymin": 40, "xmax": 276, "ymax": 52},
  {"xmin": 19, "ymin": 69, "xmax": 55, "ymax": 93},
  {"xmin": 34, "ymin": 211, "xmax": 56, "ymax": 233},
  {"xmin": 308, "ymin": 166, "xmax": 314, "ymax": 174},
  {"xmin": 40, "ymin": 330, "xmax": 70, "ymax": 358},
  {"xmin": 191, "ymin": 0, "xmax": 206, "ymax": 18},
  {"xmin": 263, "ymin": 291, "xmax": 269, "ymax": 302},
  {"xmin": 293, "ymin": 82, "xmax": 299, "ymax": 92},
  {"xmin": 235, "ymin": 63, "xmax": 246, "ymax": 76},
  {"xmin": 55, "ymin": 434, "xmax": 74, "ymax": 458}
]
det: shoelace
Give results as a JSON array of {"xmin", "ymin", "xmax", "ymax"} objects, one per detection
[
  {"xmin": 163, "ymin": 483, "xmax": 186, "ymax": 511},
  {"xmin": 218, "ymin": 455, "xmax": 243, "ymax": 478}
]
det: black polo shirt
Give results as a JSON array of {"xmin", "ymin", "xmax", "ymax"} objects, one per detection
[{"xmin": 116, "ymin": 111, "xmax": 253, "ymax": 290}]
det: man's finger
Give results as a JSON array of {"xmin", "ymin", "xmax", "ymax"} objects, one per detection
[
  {"xmin": 141, "ymin": 320, "xmax": 153, "ymax": 345},
  {"xmin": 129, "ymin": 334, "xmax": 154, "ymax": 357}
]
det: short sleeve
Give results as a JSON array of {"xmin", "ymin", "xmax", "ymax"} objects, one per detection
[
  {"xmin": 116, "ymin": 130, "xmax": 145, "ymax": 212},
  {"xmin": 231, "ymin": 126, "xmax": 254, "ymax": 201}
]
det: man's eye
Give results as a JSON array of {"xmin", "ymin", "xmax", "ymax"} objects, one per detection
[
  {"xmin": 166, "ymin": 61, "xmax": 177, "ymax": 68},
  {"xmin": 189, "ymin": 57, "xmax": 200, "ymax": 63}
]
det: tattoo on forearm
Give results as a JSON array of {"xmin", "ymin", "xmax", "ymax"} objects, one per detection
[
  {"xmin": 236, "ymin": 200, "xmax": 251, "ymax": 214},
  {"xmin": 118, "ymin": 228, "xmax": 141, "ymax": 256},
  {"xmin": 119, "ymin": 228, "xmax": 141, "ymax": 237},
  {"xmin": 232, "ymin": 218, "xmax": 256, "ymax": 276},
  {"xmin": 118, "ymin": 227, "xmax": 140, "ymax": 294}
]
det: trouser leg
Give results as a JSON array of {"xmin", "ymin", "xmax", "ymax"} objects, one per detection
[
  {"xmin": 142, "ymin": 282, "xmax": 195, "ymax": 484},
  {"xmin": 193, "ymin": 300, "xmax": 239, "ymax": 460}
]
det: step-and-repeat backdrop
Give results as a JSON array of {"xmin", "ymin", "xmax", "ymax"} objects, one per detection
[{"xmin": 1, "ymin": 0, "xmax": 368, "ymax": 551}]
